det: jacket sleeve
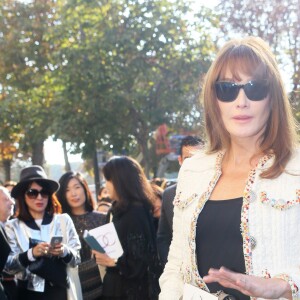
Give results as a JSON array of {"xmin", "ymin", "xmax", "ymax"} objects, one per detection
[
  {"xmin": 159, "ymin": 204, "xmax": 185, "ymax": 299},
  {"xmin": 4, "ymin": 220, "xmax": 27, "ymax": 275},
  {"xmin": 159, "ymin": 176, "xmax": 186, "ymax": 299},
  {"xmin": 0, "ymin": 226, "xmax": 10, "ymax": 273},
  {"xmin": 59, "ymin": 214, "xmax": 81, "ymax": 267}
]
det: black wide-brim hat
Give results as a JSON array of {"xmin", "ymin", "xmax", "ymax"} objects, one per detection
[{"xmin": 11, "ymin": 165, "xmax": 59, "ymax": 199}]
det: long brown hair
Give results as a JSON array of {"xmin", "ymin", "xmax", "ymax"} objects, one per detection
[{"xmin": 202, "ymin": 36, "xmax": 298, "ymax": 178}]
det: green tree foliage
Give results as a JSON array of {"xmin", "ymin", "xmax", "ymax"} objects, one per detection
[
  {"xmin": 0, "ymin": 0, "xmax": 58, "ymax": 166},
  {"xmin": 51, "ymin": 0, "xmax": 216, "ymax": 175},
  {"xmin": 217, "ymin": 0, "xmax": 300, "ymax": 118},
  {"xmin": 0, "ymin": 0, "xmax": 218, "ymax": 180}
]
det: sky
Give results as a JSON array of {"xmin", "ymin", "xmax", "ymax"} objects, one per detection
[{"xmin": 44, "ymin": 138, "xmax": 82, "ymax": 165}]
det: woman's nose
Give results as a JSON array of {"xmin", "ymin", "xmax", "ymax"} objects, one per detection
[{"xmin": 235, "ymin": 88, "xmax": 249, "ymax": 107}]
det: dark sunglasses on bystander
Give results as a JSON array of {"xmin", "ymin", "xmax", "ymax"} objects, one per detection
[
  {"xmin": 215, "ymin": 80, "xmax": 269, "ymax": 102},
  {"xmin": 25, "ymin": 189, "xmax": 51, "ymax": 199}
]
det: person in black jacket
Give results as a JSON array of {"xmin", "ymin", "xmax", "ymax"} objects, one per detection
[
  {"xmin": 0, "ymin": 187, "xmax": 16, "ymax": 300},
  {"xmin": 0, "ymin": 226, "xmax": 10, "ymax": 300},
  {"xmin": 157, "ymin": 136, "xmax": 204, "ymax": 267},
  {"xmin": 92, "ymin": 156, "xmax": 161, "ymax": 300}
]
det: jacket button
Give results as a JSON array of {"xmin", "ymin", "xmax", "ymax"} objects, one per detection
[
  {"xmin": 250, "ymin": 236, "xmax": 257, "ymax": 250},
  {"xmin": 249, "ymin": 191, "xmax": 257, "ymax": 203}
]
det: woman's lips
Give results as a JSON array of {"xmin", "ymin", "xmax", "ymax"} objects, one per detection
[{"xmin": 232, "ymin": 115, "xmax": 253, "ymax": 121}]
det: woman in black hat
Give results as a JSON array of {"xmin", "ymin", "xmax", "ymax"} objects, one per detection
[{"xmin": 3, "ymin": 165, "xmax": 82, "ymax": 300}]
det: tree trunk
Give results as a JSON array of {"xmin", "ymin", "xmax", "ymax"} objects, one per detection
[
  {"xmin": 62, "ymin": 140, "xmax": 71, "ymax": 171},
  {"xmin": 31, "ymin": 140, "xmax": 44, "ymax": 166},
  {"xmin": 93, "ymin": 148, "xmax": 101, "ymax": 198},
  {"xmin": 3, "ymin": 159, "xmax": 11, "ymax": 181},
  {"xmin": 128, "ymin": 106, "xmax": 151, "ymax": 177},
  {"xmin": 139, "ymin": 136, "xmax": 151, "ymax": 178}
]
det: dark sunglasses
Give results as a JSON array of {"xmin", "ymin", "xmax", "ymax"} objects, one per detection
[
  {"xmin": 25, "ymin": 189, "xmax": 51, "ymax": 199},
  {"xmin": 215, "ymin": 80, "xmax": 269, "ymax": 102}
]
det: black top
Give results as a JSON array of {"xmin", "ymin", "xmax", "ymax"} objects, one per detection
[
  {"xmin": 70, "ymin": 211, "xmax": 106, "ymax": 261},
  {"xmin": 103, "ymin": 202, "xmax": 161, "ymax": 300},
  {"xmin": 196, "ymin": 197, "xmax": 250, "ymax": 300},
  {"xmin": 71, "ymin": 211, "xmax": 107, "ymax": 300}
]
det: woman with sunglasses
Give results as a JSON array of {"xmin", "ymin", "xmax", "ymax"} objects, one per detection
[
  {"xmin": 159, "ymin": 36, "xmax": 300, "ymax": 299},
  {"xmin": 4, "ymin": 165, "xmax": 82, "ymax": 300},
  {"xmin": 56, "ymin": 171, "xmax": 106, "ymax": 300}
]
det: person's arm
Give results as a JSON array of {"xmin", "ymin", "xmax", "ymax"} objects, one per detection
[
  {"xmin": 59, "ymin": 214, "xmax": 81, "ymax": 267},
  {"xmin": 94, "ymin": 206, "xmax": 153, "ymax": 279},
  {"xmin": 4, "ymin": 221, "xmax": 27, "ymax": 274},
  {"xmin": 203, "ymin": 267, "xmax": 294, "ymax": 299},
  {"xmin": 0, "ymin": 227, "xmax": 10, "ymax": 272},
  {"xmin": 159, "ymin": 200, "xmax": 185, "ymax": 299}
]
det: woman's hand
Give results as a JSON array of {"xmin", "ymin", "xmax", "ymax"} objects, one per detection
[
  {"xmin": 203, "ymin": 267, "xmax": 292, "ymax": 299},
  {"xmin": 92, "ymin": 250, "xmax": 116, "ymax": 267},
  {"xmin": 33, "ymin": 242, "xmax": 50, "ymax": 258},
  {"xmin": 48, "ymin": 243, "xmax": 64, "ymax": 257}
]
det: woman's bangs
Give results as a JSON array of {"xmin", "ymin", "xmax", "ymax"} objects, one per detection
[{"xmin": 218, "ymin": 46, "xmax": 269, "ymax": 81}]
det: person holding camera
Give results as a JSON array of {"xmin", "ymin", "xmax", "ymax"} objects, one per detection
[{"xmin": 159, "ymin": 37, "xmax": 300, "ymax": 299}]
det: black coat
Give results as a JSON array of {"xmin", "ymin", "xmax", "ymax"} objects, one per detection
[
  {"xmin": 156, "ymin": 184, "xmax": 176, "ymax": 267},
  {"xmin": 102, "ymin": 202, "xmax": 161, "ymax": 300},
  {"xmin": 0, "ymin": 226, "xmax": 10, "ymax": 300}
]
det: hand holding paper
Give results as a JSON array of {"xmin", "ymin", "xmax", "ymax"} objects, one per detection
[
  {"xmin": 83, "ymin": 232, "xmax": 105, "ymax": 253},
  {"xmin": 92, "ymin": 250, "xmax": 117, "ymax": 268}
]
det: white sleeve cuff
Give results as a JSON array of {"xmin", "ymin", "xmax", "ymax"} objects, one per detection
[
  {"xmin": 61, "ymin": 245, "xmax": 69, "ymax": 258},
  {"xmin": 27, "ymin": 248, "xmax": 36, "ymax": 262}
]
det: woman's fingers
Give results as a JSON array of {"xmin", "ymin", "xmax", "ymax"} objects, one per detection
[
  {"xmin": 34, "ymin": 242, "xmax": 50, "ymax": 257},
  {"xmin": 204, "ymin": 267, "xmax": 249, "ymax": 293},
  {"xmin": 47, "ymin": 243, "xmax": 64, "ymax": 256},
  {"xmin": 92, "ymin": 251, "xmax": 112, "ymax": 266},
  {"xmin": 203, "ymin": 267, "xmax": 292, "ymax": 299}
]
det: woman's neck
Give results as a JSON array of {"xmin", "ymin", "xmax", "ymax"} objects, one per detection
[
  {"xmin": 71, "ymin": 206, "xmax": 87, "ymax": 216},
  {"xmin": 29, "ymin": 211, "xmax": 44, "ymax": 220},
  {"xmin": 225, "ymin": 140, "xmax": 263, "ymax": 170}
]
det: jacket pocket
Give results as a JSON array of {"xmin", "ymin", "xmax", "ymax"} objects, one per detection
[{"xmin": 260, "ymin": 190, "xmax": 300, "ymax": 210}]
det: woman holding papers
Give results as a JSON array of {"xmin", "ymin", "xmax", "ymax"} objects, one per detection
[
  {"xmin": 56, "ymin": 171, "xmax": 106, "ymax": 300},
  {"xmin": 4, "ymin": 166, "xmax": 81, "ymax": 300},
  {"xmin": 92, "ymin": 156, "xmax": 162, "ymax": 300},
  {"xmin": 159, "ymin": 36, "xmax": 300, "ymax": 300}
]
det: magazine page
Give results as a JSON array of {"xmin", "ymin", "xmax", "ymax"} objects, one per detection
[{"xmin": 88, "ymin": 222, "xmax": 123, "ymax": 259}]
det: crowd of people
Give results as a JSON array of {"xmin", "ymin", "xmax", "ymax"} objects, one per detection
[
  {"xmin": 0, "ymin": 134, "xmax": 200, "ymax": 300},
  {"xmin": 1, "ymin": 36, "xmax": 300, "ymax": 300}
]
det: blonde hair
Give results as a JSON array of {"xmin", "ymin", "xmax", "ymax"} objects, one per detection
[{"xmin": 202, "ymin": 36, "xmax": 298, "ymax": 178}]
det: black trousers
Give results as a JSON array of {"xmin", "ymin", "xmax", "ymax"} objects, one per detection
[
  {"xmin": 0, "ymin": 282, "xmax": 7, "ymax": 300},
  {"xmin": 17, "ymin": 281, "xmax": 67, "ymax": 300},
  {"xmin": 1, "ymin": 279, "xmax": 18, "ymax": 300}
]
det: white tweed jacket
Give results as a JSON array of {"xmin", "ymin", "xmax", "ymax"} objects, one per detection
[{"xmin": 159, "ymin": 149, "xmax": 300, "ymax": 300}]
